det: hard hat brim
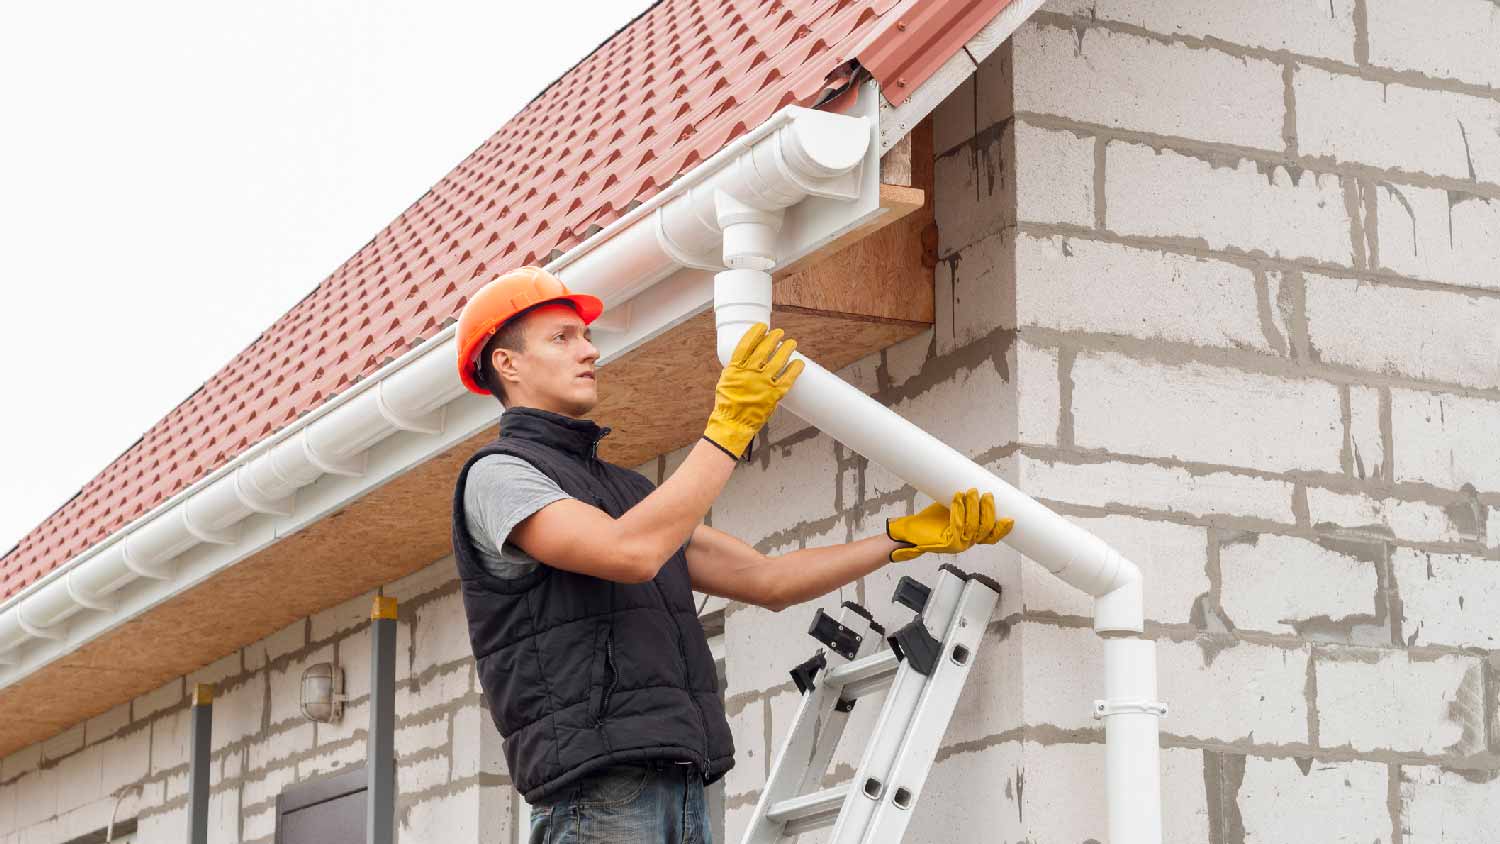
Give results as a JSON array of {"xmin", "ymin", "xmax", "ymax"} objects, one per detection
[{"xmin": 540, "ymin": 293, "xmax": 605, "ymax": 325}]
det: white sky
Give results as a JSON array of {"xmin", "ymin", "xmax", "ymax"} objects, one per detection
[{"xmin": 0, "ymin": 0, "xmax": 657, "ymax": 555}]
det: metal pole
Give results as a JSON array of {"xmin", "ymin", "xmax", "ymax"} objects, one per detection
[
  {"xmin": 367, "ymin": 595, "xmax": 397, "ymax": 844},
  {"xmin": 187, "ymin": 683, "xmax": 213, "ymax": 844}
]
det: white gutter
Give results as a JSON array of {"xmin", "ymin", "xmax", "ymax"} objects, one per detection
[
  {"xmin": 0, "ymin": 98, "xmax": 885, "ymax": 655},
  {"xmin": 0, "ymin": 74, "xmax": 1162, "ymax": 842}
]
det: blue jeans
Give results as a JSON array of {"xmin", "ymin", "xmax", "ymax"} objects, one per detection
[{"xmin": 529, "ymin": 762, "xmax": 712, "ymax": 844}]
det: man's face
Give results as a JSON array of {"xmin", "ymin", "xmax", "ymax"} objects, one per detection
[{"xmin": 491, "ymin": 302, "xmax": 600, "ymax": 417}]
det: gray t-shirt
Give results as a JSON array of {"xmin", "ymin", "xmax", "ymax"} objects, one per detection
[
  {"xmin": 462, "ymin": 454, "xmax": 572, "ymax": 578},
  {"xmin": 463, "ymin": 454, "xmax": 691, "ymax": 578}
]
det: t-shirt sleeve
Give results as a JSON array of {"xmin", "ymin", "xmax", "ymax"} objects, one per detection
[{"xmin": 463, "ymin": 454, "xmax": 572, "ymax": 559}]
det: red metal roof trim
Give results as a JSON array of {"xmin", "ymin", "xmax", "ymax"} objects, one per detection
[
  {"xmin": 0, "ymin": 0, "xmax": 996, "ymax": 602},
  {"xmin": 852, "ymin": 0, "xmax": 1015, "ymax": 105}
]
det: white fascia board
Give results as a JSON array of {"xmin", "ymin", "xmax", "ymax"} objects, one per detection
[{"xmin": 0, "ymin": 83, "xmax": 890, "ymax": 691}]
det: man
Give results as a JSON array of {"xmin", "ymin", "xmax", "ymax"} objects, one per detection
[{"xmin": 449, "ymin": 266, "xmax": 1013, "ymax": 843}]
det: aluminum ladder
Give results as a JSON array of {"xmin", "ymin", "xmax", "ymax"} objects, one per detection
[{"xmin": 741, "ymin": 564, "xmax": 1001, "ymax": 844}]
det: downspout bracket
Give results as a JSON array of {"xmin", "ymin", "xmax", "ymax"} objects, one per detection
[{"xmin": 1092, "ymin": 698, "xmax": 1168, "ymax": 719}]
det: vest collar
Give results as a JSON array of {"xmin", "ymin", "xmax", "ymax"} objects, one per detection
[{"xmin": 499, "ymin": 406, "xmax": 612, "ymax": 460}]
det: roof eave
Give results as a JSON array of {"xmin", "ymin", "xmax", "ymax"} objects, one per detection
[{"xmin": 0, "ymin": 83, "xmax": 892, "ymax": 691}]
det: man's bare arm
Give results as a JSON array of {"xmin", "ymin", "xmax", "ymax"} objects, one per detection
[
  {"xmin": 684, "ymin": 523, "xmax": 903, "ymax": 612},
  {"xmin": 508, "ymin": 438, "xmax": 737, "ymax": 583},
  {"xmin": 510, "ymin": 323, "xmax": 803, "ymax": 583}
]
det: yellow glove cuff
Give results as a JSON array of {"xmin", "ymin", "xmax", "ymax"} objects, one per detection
[{"xmin": 702, "ymin": 424, "xmax": 753, "ymax": 461}]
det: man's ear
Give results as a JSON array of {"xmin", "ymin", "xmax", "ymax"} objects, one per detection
[{"xmin": 491, "ymin": 346, "xmax": 520, "ymax": 388}]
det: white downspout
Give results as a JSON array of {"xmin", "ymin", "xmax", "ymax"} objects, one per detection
[{"xmin": 710, "ymin": 182, "xmax": 1165, "ymax": 842}]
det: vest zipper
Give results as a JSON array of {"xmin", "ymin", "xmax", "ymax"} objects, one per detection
[
  {"xmin": 589, "ymin": 426, "xmax": 611, "ymax": 462},
  {"xmin": 598, "ymin": 631, "xmax": 619, "ymax": 722}
]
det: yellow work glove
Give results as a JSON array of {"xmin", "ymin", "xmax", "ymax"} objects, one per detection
[
  {"xmin": 703, "ymin": 322, "xmax": 805, "ymax": 460},
  {"xmin": 886, "ymin": 488, "xmax": 1013, "ymax": 563}
]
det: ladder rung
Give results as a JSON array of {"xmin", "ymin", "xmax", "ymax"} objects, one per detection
[
  {"xmin": 824, "ymin": 649, "xmax": 898, "ymax": 699},
  {"xmin": 766, "ymin": 784, "xmax": 850, "ymax": 826}
]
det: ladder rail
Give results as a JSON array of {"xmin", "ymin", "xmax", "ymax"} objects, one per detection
[
  {"xmin": 858, "ymin": 577, "xmax": 1000, "ymax": 842},
  {"xmin": 825, "ymin": 569, "xmax": 969, "ymax": 844}
]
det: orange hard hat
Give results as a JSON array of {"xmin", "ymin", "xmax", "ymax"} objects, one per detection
[{"xmin": 455, "ymin": 265, "xmax": 604, "ymax": 395}]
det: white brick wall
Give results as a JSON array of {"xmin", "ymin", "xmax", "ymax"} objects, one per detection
[
  {"xmin": 1238, "ymin": 757, "xmax": 1390, "ymax": 843},
  {"xmin": 1014, "ymin": 121, "xmax": 1094, "ymax": 227},
  {"xmin": 243, "ymin": 618, "xmax": 304, "ymax": 672},
  {"xmin": 1366, "ymin": 0, "xmax": 1500, "ymax": 89},
  {"xmin": 149, "ymin": 709, "xmax": 190, "ymax": 774},
  {"xmin": 212, "ymin": 673, "xmax": 267, "ymax": 751},
  {"xmin": 133, "ymin": 678, "xmax": 182, "ymax": 721},
  {"xmin": 1155, "ymin": 638, "xmax": 1310, "ymax": 745},
  {"xmin": 980, "ymin": 741, "xmax": 1210, "ymax": 843},
  {"xmin": 934, "ymin": 228, "xmax": 1016, "ymax": 355},
  {"xmin": 1070, "ymin": 351, "xmax": 1345, "ymax": 473},
  {"xmin": 1219, "ymin": 532, "xmax": 1380, "ymax": 635},
  {"xmin": 881, "ymin": 358, "xmax": 1013, "ymax": 459},
  {"xmin": 1105, "ymin": 142, "xmax": 1352, "ymax": 265},
  {"xmin": 1019, "ymin": 453, "xmax": 1299, "ymax": 523},
  {"xmin": 1390, "ymin": 388, "xmax": 1500, "ymax": 493},
  {"xmin": 1016, "ymin": 233, "xmax": 1283, "ymax": 352},
  {"xmin": 1347, "ymin": 384, "xmax": 1385, "ymax": 480},
  {"xmin": 934, "ymin": 137, "xmax": 1008, "ymax": 258},
  {"xmin": 1316, "ymin": 649, "xmax": 1484, "ymax": 755},
  {"xmin": 1401, "ymin": 765, "xmax": 1500, "ymax": 843},
  {"xmin": 1373, "ymin": 185, "xmax": 1500, "ymax": 291},
  {"xmin": 900, "ymin": 743, "xmax": 1026, "ymax": 843},
  {"xmin": 400, "ymin": 784, "xmax": 512, "ymax": 844},
  {"xmin": 1295, "ymin": 65, "xmax": 1500, "ymax": 184},
  {"xmin": 1306, "ymin": 488, "xmax": 1467, "ymax": 545},
  {"xmin": 83, "ymin": 703, "xmax": 129, "ymax": 746},
  {"xmin": 711, "ymin": 432, "xmax": 840, "ymax": 548},
  {"xmin": 411, "ymin": 589, "xmax": 474, "ymax": 676},
  {"xmin": 1013, "ymin": 22, "xmax": 1287, "ymax": 150},
  {"xmin": 724, "ymin": 598, "xmax": 822, "ymax": 698},
  {"xmin": 1304, "ymin": 272, "xmax": 1500, "ymax": 389},
  {"xmin": 1393, "ymin": 549, "xmax": 1500, "ymax": 649},
  {"xmin": 1013, "ymin": 339, "xmax": 1059, "ymax": 446},
  {"xmin": 1048, "ymin": 0, "xmax": 1359, "ymax": 63}
]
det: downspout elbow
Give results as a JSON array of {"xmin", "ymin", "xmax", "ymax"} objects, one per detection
[{"xmin": 1047, "ymin": 529, "xmax": 1145, "ymax": 633}]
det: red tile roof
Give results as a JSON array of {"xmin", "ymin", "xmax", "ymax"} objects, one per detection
[{"xmin": 0, "ymin": 0, "xmax": 998, "ymax": 602}]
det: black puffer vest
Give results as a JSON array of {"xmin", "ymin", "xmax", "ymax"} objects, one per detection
[{"xmin": 450, "ymin": 406, "xmax": 735, "ymax": 803}]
